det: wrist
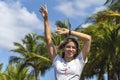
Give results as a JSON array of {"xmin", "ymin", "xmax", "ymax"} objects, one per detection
[
  {"xmin": 44, "ymin": 16, "xmax": 48, "ymax": 20},
  {"xmin": 68, "ymin": 30, "xmax": 71, "ymax": 35}
]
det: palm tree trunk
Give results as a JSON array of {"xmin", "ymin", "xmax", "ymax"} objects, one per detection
[
  {"xmin": 35, "ymin": 70, "xmax": 39, "ymax": 80},
  {"xmin": 107, "ymin": 59, "xmax": 110, "ymax": 80},
  {"xmin": 80, "ymin": 76, "xmax": 85, "ymax": 80}
]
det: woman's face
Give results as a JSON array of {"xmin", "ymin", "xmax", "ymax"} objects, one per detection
[{"xmin": 63, "ymin": 41, "xmax": 77, "ymax": 61}]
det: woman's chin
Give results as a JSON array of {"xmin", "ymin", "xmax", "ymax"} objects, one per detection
[{"xmin": 66, "ymin": 54, "xmax": 74, "ymax": 58}]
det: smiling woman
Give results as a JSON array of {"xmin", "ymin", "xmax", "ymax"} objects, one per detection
[
  {"xmin": 0, "ymin": 0, "xmax": 107, "ymax": 80},
  {"xmin": 40, "ymin": 5, "xmax": 91, "ymax": 80}
]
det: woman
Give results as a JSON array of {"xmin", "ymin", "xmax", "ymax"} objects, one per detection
[{"xmin": 40, "ymin": 6, "xmax": 91, "ymax": 80}]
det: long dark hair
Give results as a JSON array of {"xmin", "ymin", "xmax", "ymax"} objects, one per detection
[{"xmin": 58, "ymin": 37, "xmax": 79, "ymax": 59}]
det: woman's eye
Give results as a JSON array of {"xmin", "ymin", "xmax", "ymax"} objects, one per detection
[
  {"xmin": 66, "ymin": 46, "xmax": 76, "ymax": 49},
  {"xmin": 72, "ymin": 47, "xmax": 76, "ymax": 49},
  {"xmin": 66, "ymin": 46, "xmax": 70, "ymax": 48}
]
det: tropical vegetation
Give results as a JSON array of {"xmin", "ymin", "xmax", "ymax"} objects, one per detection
[{"xmin": 0, "ymin": 0, "xmax": 120, "ymax": 80}]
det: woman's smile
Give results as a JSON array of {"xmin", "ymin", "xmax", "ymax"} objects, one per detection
[{"xmin": 64, "ymin": 41, "xmax": 77, "ymax": 61}]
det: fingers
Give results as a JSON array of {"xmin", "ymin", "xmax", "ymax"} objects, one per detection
[
  {"xmin": 55, "ymin": 30, "xmax": 61, "ymax": 34},
  {"xmin": 55, "ymin": 27, "xmax": 69, "ymax": 35},
  {"xmin": 57, "ymin": 27, "xmax": 64, "ymax": 30},
  {"xmin": 39, "ymin": 5, "xmax": 48, "ymax": 14},
  {"xmin": 57, "ymin": 27, "xmax": 66, "ymax": 31},
  {"xmin": 39, "ymin": 6, "xmax": 45, "ymax": 12},
  {"xmin": 55, "ymin": 27, "xmax": 62, "ymax": 34}
]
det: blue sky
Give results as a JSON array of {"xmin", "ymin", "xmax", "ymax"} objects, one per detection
[{"xmin": 0, "ymin": 0, "xmax": 107, "ymax": 80}]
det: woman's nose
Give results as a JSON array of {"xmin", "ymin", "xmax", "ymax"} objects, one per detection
[{"xmin": 69, "ymin": 47, "xmax": 73, "ymax": 50}]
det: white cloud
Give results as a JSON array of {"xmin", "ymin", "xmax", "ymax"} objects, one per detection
[
  {"xmin": 55, "ymin": 0, "xmax": 106, "ymax": 18},
  {"xmin": 0, "ymin": 1, "xmax": 43, "ymax": 50},
  {"xmin": 93, "ymin": 6, "xmax": 107, "ymax": 13},
  {"xmin": 81, "ymin": 23, "xmax": 92, "ymax": 28}
]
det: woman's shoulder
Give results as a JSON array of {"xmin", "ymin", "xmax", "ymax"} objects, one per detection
[
  {"xmin": 53, "ymin": 54, "xmax": 62, "ymax": 62},
  {"xmin": 76, "ymin": 52, "xmax": 88, "ymax": 63},
  {"xmin": 52, "ymin": 54, "xmax": 64, "ymax": 66}
]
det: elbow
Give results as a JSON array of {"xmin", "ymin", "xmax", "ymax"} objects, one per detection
[
  {"xmin": 87, "ymin": 35, "xmax": 92, "ymax": 42},
  {"xmin": 45, "ymin": 36, "xmax": 52, "ymax": 42}
]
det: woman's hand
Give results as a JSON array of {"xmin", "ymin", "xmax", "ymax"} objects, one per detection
[
  {"xmin": 39, "ymin": 6, "xmax": 48, "ymax": 19},
  {"xmin": 56, "ymin": 27, "xmax": 69, "ymax": 35}
]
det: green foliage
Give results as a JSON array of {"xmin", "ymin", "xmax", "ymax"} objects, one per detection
[
  {"xmin": 80, "ymin": 10, "xmax": 120, "ymax": 79},
  {"xmin": 10, "ymin": 33, "xmax": 51, "ymax": 80}
]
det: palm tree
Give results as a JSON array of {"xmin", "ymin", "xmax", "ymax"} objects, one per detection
[
  {"xmin": 105, "ymin": 0, "xmax": 120, "ymax": 12},
  {"xmin": 9, "ymin": 33, "xmax": 51, "ymax": 80},
  {"xmin": 79, "ymin": 9, "xmax": 120, "ymax": 80},
  {"xmin": 0, "ymin": 63, "xmax": 6, "ymax": 80},
  {"xmin": 4, "ymin": 63, "xmax": 35, "ymax": 80}
]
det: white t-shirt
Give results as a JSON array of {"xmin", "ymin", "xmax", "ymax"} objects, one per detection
[{"xmin": 52, "ymin": 52, "xmax": 87, "ymax": 80}]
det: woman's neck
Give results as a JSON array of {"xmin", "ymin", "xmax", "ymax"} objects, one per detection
[{"xmin": 64, "ymin": 57, "xmax": 73, "ymax": 62}]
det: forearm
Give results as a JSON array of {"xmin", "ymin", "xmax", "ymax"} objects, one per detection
[
  {"xmin": 56, "ymin": 25, "xmax": 91, "ymax": 60},
  {"xmin": 71, "ymin": 30, "xmax": 91, "ymax": 42},
  {"xmin": 44, "ymin": 17, "xmax": 52, "ymax": 42},
  {"xmin": 44, "ymin": 17, "xmax": 57, "ymax": 60},
  {"xmin": 70, "ymin": 30, "xmax": 91, "ymax": 60},
  {"xmin": 40, "ymin": 6, "xmax": 57, "ymax": 60}
]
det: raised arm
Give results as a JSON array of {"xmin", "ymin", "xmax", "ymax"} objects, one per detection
[
  {"xmin": 56, "ymin": 27, "xmax": 91, "ymax": 61},
  {"xmin": 40, "ymin": 6, "xmax": 57, "ymax": 61}
]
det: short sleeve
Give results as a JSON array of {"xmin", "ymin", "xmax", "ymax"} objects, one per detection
[
  {"xmin": 52, "ymin": 55, "xmax": 60, "ymax": 66},
  {"xmin": 77, "ymin": 52, "xmax": 88, "ymax": 64}
]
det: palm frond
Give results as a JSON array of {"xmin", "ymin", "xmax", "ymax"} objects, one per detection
[{"xmin": 9, "ymin": 56, "xmax": 24, "ymax": 64}]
